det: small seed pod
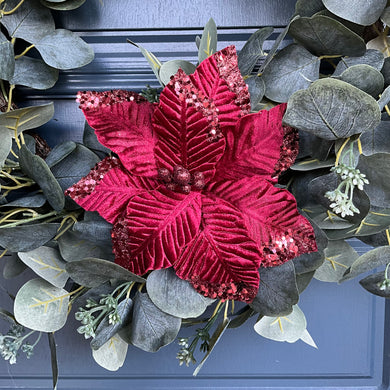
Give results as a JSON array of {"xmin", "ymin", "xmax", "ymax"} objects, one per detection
[
  {"xmin": 174, "ymin": 168, "xmax": 191, "ymax": 185},
  {"xmin": 181, "ymin": 184, "xmax": 191, "ymax": 194},
  {"xmin": 158, "ymin": 168, "xmax": 172, "ymax": 183}
]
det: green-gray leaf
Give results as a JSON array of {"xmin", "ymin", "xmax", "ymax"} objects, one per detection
[
  {"xmin": 238, "ymin": 27, "xmax": 273, "ymax": 76},
  {"xmin": 314, "ymin": 240, "xmax": 359, "ymax": 282},
  {"xmin": 10, "ymin": 57, "xmax": 58, "ymax": 90},
  {"xmin": 381, "ymin": 6, "xmax": 390, "ymax": 26},
  {"xmin": 333, "ymin": 50, "xmax": 385, "ymax": 77},
  {"xmin": 18, "ymin": 246, "xmax": 68, "ymax": 288},
  {"xmin": 198, "ymin": 18, "xmax": 217, "ymax": 63},
  {"xmin": 0, "ymin": 223, "xmax": 60, "ymax": 252},
  {"xmin": 359, "ymin": 271, "xmax": 390, "ymax": 298},
  {"xmin": 146, "ymin": 268, "xmax": 213, "ymax": 318},
  {"xmin": 40, "ymin": 0, "xmax": 86, "ymax": 10},
  {"xmin": 72, "ymin": 219, "xmax": 112, "ymax": 244},
  {"xmin": 322, "ymin": 0, "xmax": 387, "ymax": 26},
  {"xmin": 130, "ymin": 292, "xmax": 181, "ymax": 352},
  {"xmin": 254, "ymin": 305, "xmax": 307, "ymax": 343},
  {"xmin": 3, "ymin": 253, "xmax": 27, "ymax": 279},
  {"xmin": 57, "ymin": 230, "xmax": 114, "ymax": 262},
  {"xmin": 193, "ymin": 317, "xmax": 230, "ymax": 376},
  {"xmin": 35, "ymin": 29, "xmax": 94, "ymax": 70},
  {"xmin": 283, "ymin": 78, "xmax": 381, "ymax": 141},
  {"xmin": 159, "ymin": 60, "xmax": 196, "ymax": 86},
  {"xmin": 2, "ymin": 193, "xmax": 46, "ymax": 208},
  {"xmin": 342, "ymin": 246, "xmax": 390, "ymax": 281},
  {"xmin": 246, "ymin": 76, "xmax": 265, "ymax": 109},
  {"xmin": 0, "ymin": 31, "xmax": 15, "ymax": 81},
  {"xmin": 378, "ymin": 86, "xmax": 390, "ymax": 111},
  {"xmin": 288, "ymin": 15, "xmax": 366, "ymax": 57},
  {"xmin": 294, "ymin": 0, "xmax": 325, "ymax": 17},
  {"xmin": 357, "ymin": 153, "xmax": 390, "ymax": 208},
  {"xmin": 65, "ymin": 258, "xmax": 145, "ymax": 287},
  {"xmin": 14, "ymin": 278, "xmax": 69, "ymax": 332},
  {"xmin": 83, "ymin": 122, "xmax": 110, "ymax": 155},
  {"xmin": 45, "ymin": 141, "xmax": 77, "ymax": 168},
  {"xmin": 360, "ymin": 120, "xmax": 390, "ymax": 155},
  {"xmin": 92, "ymin": 336, "xmax": 128, "ymax": 371},
  {"xmin": 262, "ymin": 44, "xmax": 320, "ymax": 103},
  {"xmin": 250, "ymin": 261, "xmax": 299, "ymax": 316},
  {"xmin": 335, "ymin": 64, "xmax": 384, "ymax": 97},
  {"xmin": 91, "ymin": 298, "xmax": 133, "ymax": 350},
  {"xmin": 19, "ymin": 145, "xmax": 65, "ymax": 211},
  {"xmin": 0, "ymin": 0, "xmax": 54, "ymax": 42}
]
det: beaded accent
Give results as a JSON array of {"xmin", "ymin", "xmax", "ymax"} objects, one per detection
[
  {"xmin": 76, "ymin": 90, "xmax": 146, "ymax": 111},
  {"xmin": 190, "ymin": 276, "xmax": 257, "ymax": 302},
  {"xmin": 158, "ymin": 165, "xmax": 205, "ymax": 193},
  {"xmin": 214, "ymin": 46, "xmax": 251, "ymax": 115},
  {"xmin": 65, "ymin": 157, "xmax": 120, "ymax": 200}
]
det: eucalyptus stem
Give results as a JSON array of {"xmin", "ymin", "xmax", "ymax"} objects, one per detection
[
  {"xmin": 14, "ymin": 44, "xmax": 35, "ymax": 60},
  {"xmin": 0, "ymin": 210, "xmax": 62, "ymax": 228},
  {"xmin": 1, "ymin": 0, "xmax": 25, "ymax": 15},
  {"xmin": 6, "ymin": 85, "xmax": 14, "ymax": 113}
]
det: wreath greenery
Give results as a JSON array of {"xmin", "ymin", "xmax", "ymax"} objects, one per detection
[{"xmin": 0, "ymin": 0, "xmax": 390, "ymax": 387}]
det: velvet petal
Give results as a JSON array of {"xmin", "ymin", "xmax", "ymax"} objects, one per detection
[
  {"xmin": 215, "ymin": 103, "xmax": 299, "ymax": 182},
  {"xmin": 66, "ymin": 157, "xmax": 158, "ymax": 223},
  {"xmin": 77, "ymin": 90, "xmax": 157, "ymax": 177},
  {"xmin": 207, "ymin": 176, "xmax": 318, "ymax": 267},
  {"xmin": 114, "ymin": 189, "xmax": 202, "ymax": 275},
  {"xmin": 174, "ymin": 194, "xmax": 262, "ymax": 302}
]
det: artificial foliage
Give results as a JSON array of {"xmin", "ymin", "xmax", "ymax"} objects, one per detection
[{"xmin": 0, "ymin": 0, "xmax": 390, "ymax": 388}]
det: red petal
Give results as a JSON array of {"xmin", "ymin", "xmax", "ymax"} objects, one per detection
[
  {"xmin": 152, "ymin": 70, "xmax": 226, "ymax": 183},
  {"xmin": 208, "ymin": 176, "xmax": 317, "ymax": 267},
  {"xmin": 215, "ymin": 104, "xmax": 299, "ymax": 182},
  {"xmin": 174, "ymin": 194, "xmax": 262, "ymax": 302},
  {"xmin": 113, "ymin": 189, "xmax": 202, "ymax": 275},
  {"xmin": 77, "ymin": 90, "xmax": 157, "ymax": 177},
  {"xmin": 66, "ymin": 157, "xmax": 158, "ymax": 223}
]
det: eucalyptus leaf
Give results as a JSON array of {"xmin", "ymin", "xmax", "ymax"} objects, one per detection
[
  {"xmin": 254, "ymin": 305, "xmax": 307, "ymax": 343},
  {"xmin": 57, "ymin": 230, "xmax": 114, "ymax": 262},
  {"xmin": 0, "ymin": 223, "xmax": 60, "ymax": 252},
  {"xmin": 283, "ymin": 78, "xmax": 381, "ymax": 141},
  {"xmin": 378, "ymin": 86, "xmax": 390, "ymax": 111},
  {"xmin": 295, "ymin": 271, "xmax": 315, "ymax": 294},
  {"xmin": 72, "ymin": 219, "xmax": 112, "ymax": 243},
  {"xmin": 92, "ymin": 336, "xmax": 128, "ymax": 371},
  {"xmin": 0, "ymin": 0, "xmax": 55, "ymax": 42},
  {"xmin": 0, "ymin": 133, "xmax": 12, "ymax": 168},
  {"xmin": 0, "ymin": 103, "xmax": 54, "ymax": 135},
  {"xmin": 382, "ymin": 57, "xmax": 390, "ymax": 86},
  {"xmin": 357, "ymin": 153, "xmax": 390, "ymax": 208},
  {"xmin": 367, "ymin": 36, "xmax": 390, "ymax": 56},
  {"xmin": 1, "ymin": 194, "xmax": 46, "ymax": 208},
  {"xmin": 238, "ymin": 27, "xmax": 273, "ymax": 76},
  {"xmin": 228, "ymin": 306, "xmax": 255, "ymax": 329},
  {"xmin": 0, "ymin": 308, "xmax": 16, "ymax": 324},
  {"xmin": 246, "ymin": 76, "xmax": 265, "ymax": 109},
  {"xmin": 40, "ymin": 0, "xmax": 86, "ymax": 10},
  {"xmin": 262, "ymin": 44, "xmax": 320, "ymax": 103},
  {"xmin": 18, "ymin": 246, "xmax": 68, "ymax": 288},
  {"xmin": 0, "ymin": 31, "xmax": 15, "ymax": 81},
  {"xmin": 250, "ymin": 262, "xmax": 299, "ymax": 316},
  {"xmin": 19, "ymin": 145, "xmax": 65, "ymax": 211},
  {"xmin": 360, "ymin": 120, "xmax": 390, "ymax": 155},
  {"xmin": 83, "ymin": 122, "xmax": 110, "ymax": 155},
  {"xmin": 10, "ymin": 57, "xmax": 59, "ymax": 89},
  {"xmin": 342, "ymin": 246, "xmax": 390, "ymax": 281},
  {"xmin": 45, "ymin": 141, "xmax": 77, "ymax": 168},
  {"xmin": 159, "ymin": 60, "xmax": 196, "ymax": 86},
  {"xmin": 288, "ymin": 15, "xmax": 366, "ymax": 57},
  {"xmin": 314, "ymin": 240, "xmax": 359, "ymax": 282},
  {"xmin": 47, "ymin": 333, "xmax": 58, "ymax": 390},
  {"xmin": 359, "ymin": 271, "xmax": 390, "ymax": 298},
  {"xmin": 14, "ymin": 278, "xmax": 69, "ymax": 332},
  {"xmin": 127, "ymin": 40, "xmax": 162, "ymax": 84},
  {"xmin": 130, "ymin": 292, "xmax": 181, "ymax": 352},
  {"xmin": 146, "ymin": 268, "xmax": 213, "ymax": 318},
  {"xmin": 359, "ymin": 231, "xmax": 388, "ymax": 247},
  {"xmin": 322, "ymin": 0, "xmax": 387, "ymax": 26},
  {"xmin": 35, "ymin": 29, "xmax": 94, "ymax": 70},
  {"xmin": 333, "ymin": 50, "xmax": 385, "ymax": 77},
  {"xmin": 335, "ymin": 64, "xmax": 384, "ymax": 97},
  {"xmin": 3, "ymin": 253, "xmax": 27, "ymax": 279},
  {"xmin": 65, "ymin": 258, "xmax": 145, "ymax": 288},
  {"xmin": 294, "ymin": 0, "xmax": 325, "ymax": 17},
  {"xmin": 50, "ymin": 143, "xmax": 99, "ymax": 192},
  {"xmin": 382, "ymin": 6, "xmax": 390, "ymax": 26},
  {"xmin": 193, "ymin": 317, "xmax": 230, "ymax": 376},
  {"xmin": 91, "ymin": 298, "xmax": 133, "ymax": 350},
  {"xmin": 300, "ymin": 329, "xmax": 318, "ymax": 348},
  {"xmin": 198, "ymin": 18, "xmax": 217, "ymax": 63}
]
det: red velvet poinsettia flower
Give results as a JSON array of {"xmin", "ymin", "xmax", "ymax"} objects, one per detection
[{"xmin": 66, "ymin": 46, "xmax": 317, "ymax": 302}]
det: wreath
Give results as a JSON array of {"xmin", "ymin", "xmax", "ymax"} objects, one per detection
[{"xmin": 0, "ymin": 0, "xmax": 390, "ymax": 387}]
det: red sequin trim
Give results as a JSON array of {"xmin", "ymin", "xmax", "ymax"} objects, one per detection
[{"xmin": 190, "ymin": 276, "xmax": 257, "ymax": 303}]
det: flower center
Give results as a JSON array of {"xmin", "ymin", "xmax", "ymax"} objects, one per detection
[{"xmin": 158, "ymin": 166, "xmax": 205, "ymax": 194}]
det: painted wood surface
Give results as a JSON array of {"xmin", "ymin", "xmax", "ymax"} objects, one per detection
[{"xmin": 0, "ymin": 1, "xmax": 389, "ymax": 389}]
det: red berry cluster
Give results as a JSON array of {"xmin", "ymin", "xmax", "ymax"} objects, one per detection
[{"xmin": 158, "ymin": 165, "xmax": 205, "ymax": 194}]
